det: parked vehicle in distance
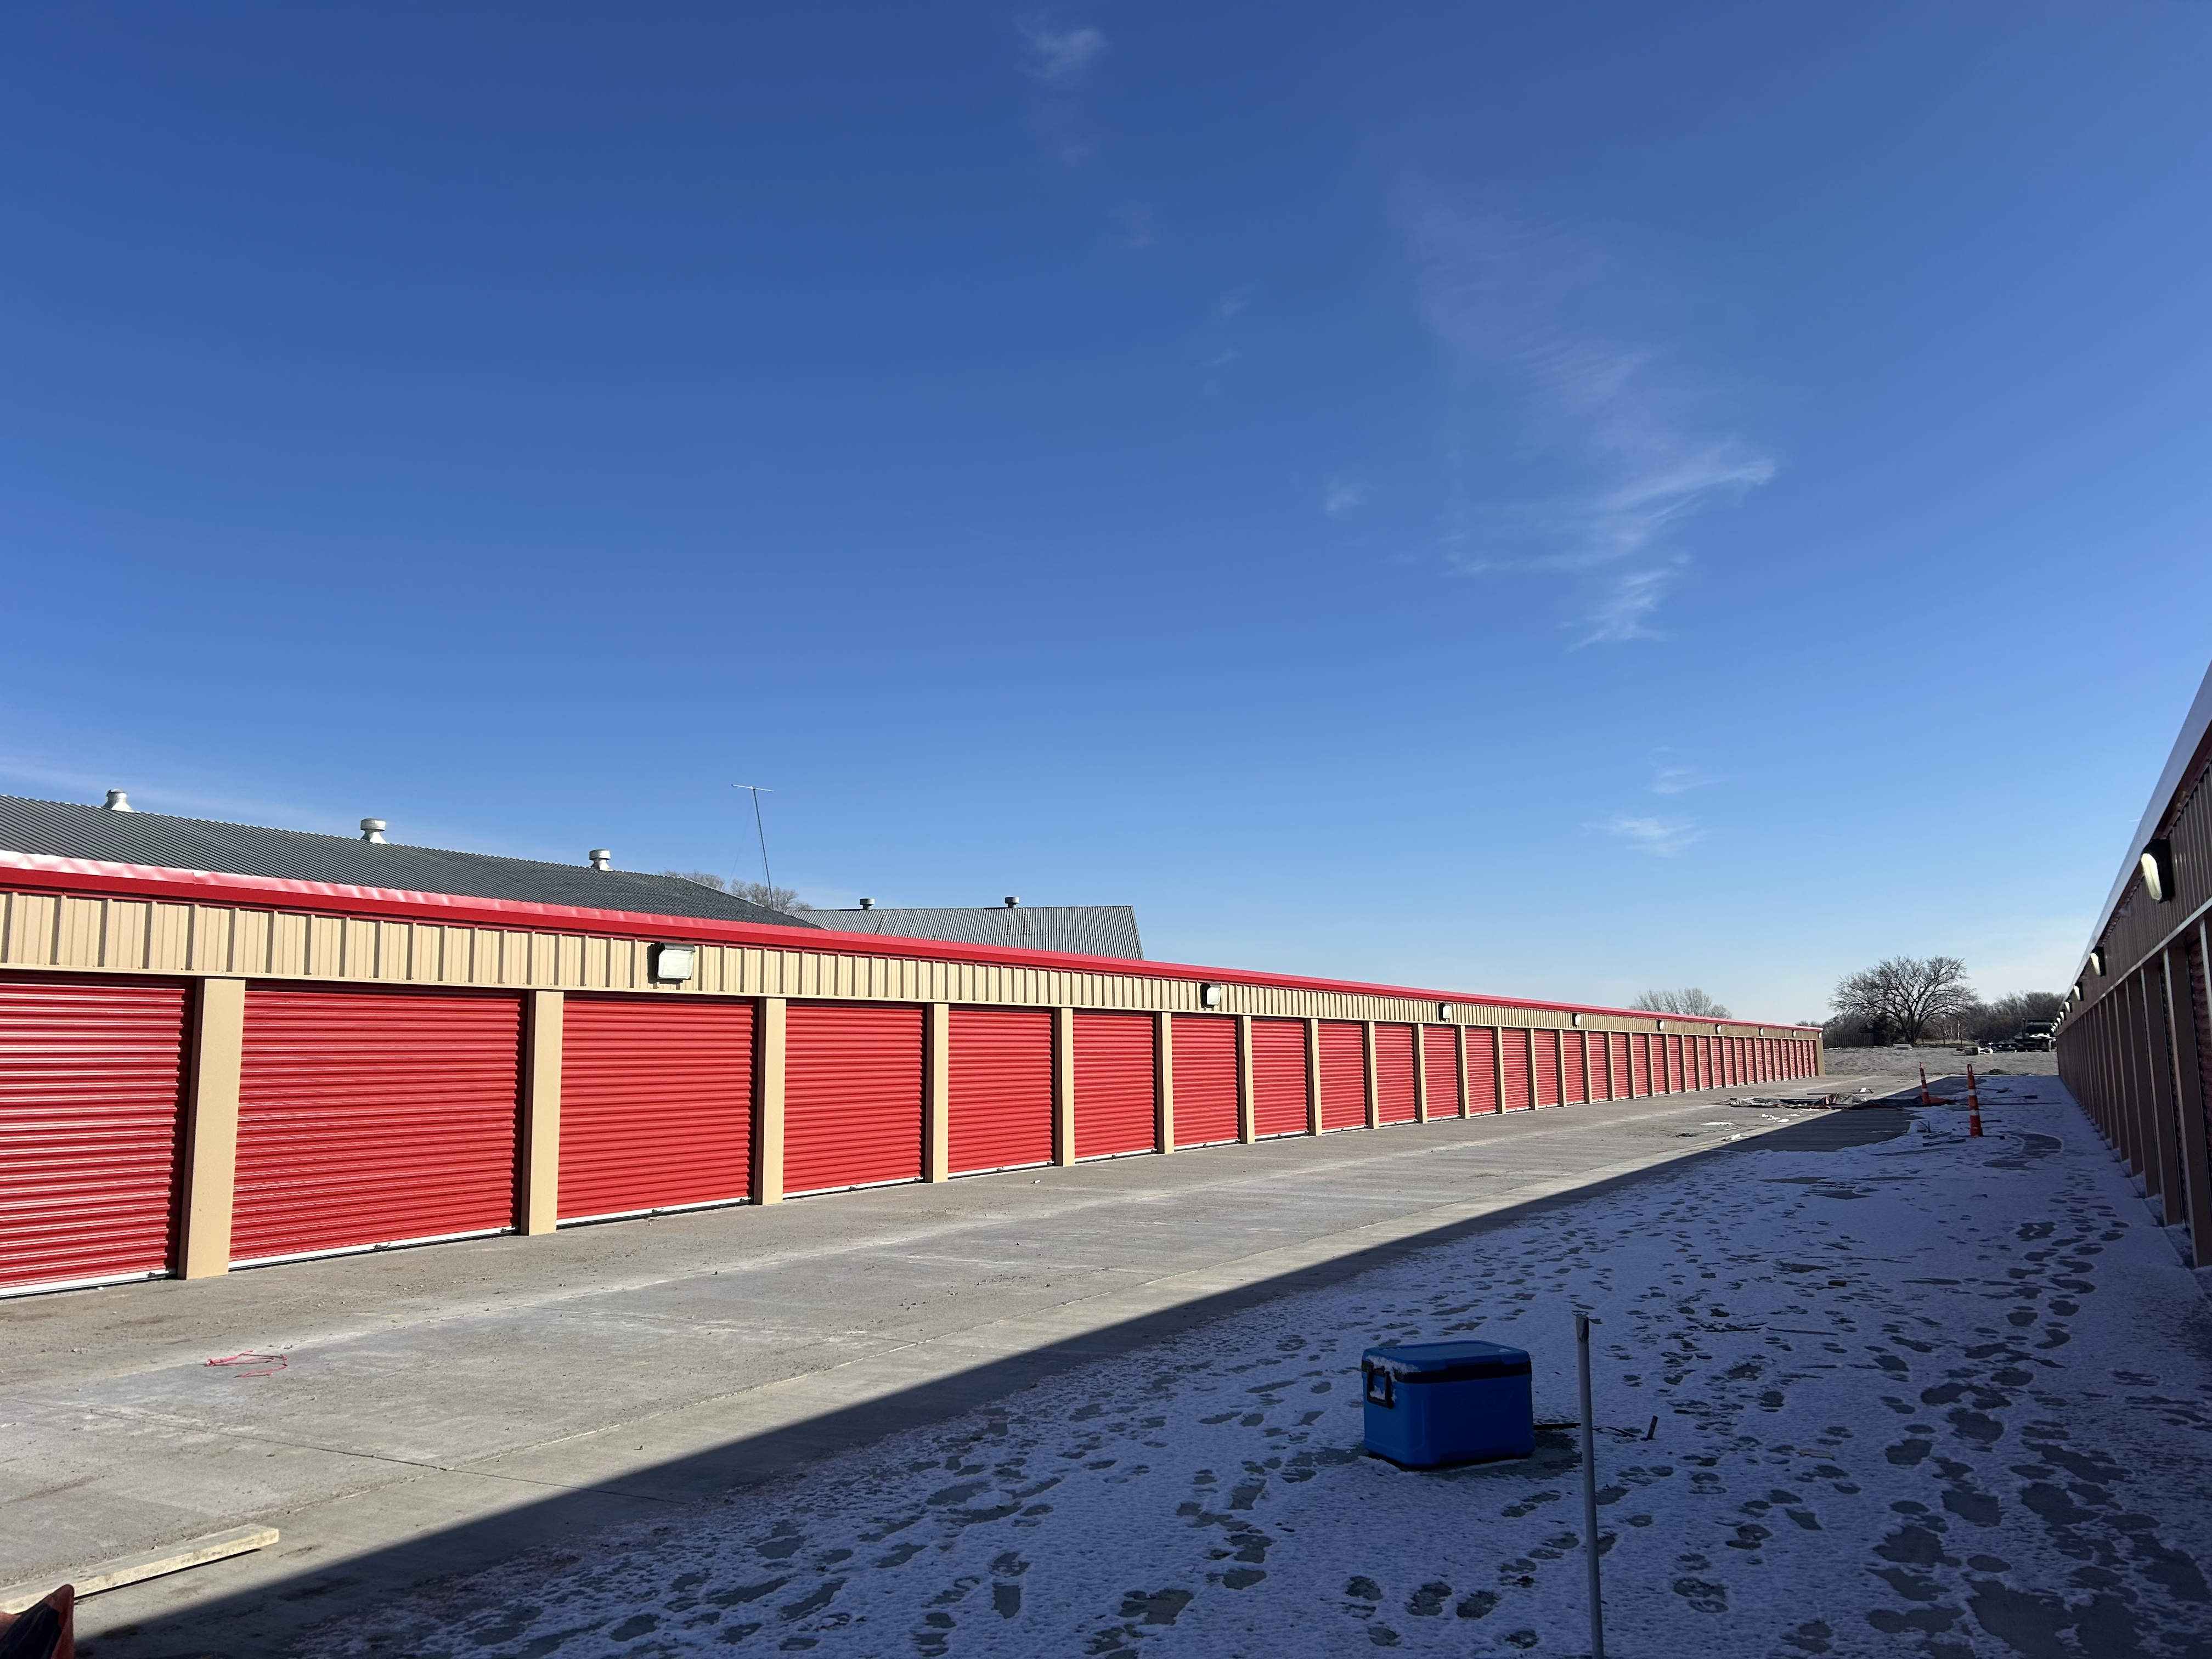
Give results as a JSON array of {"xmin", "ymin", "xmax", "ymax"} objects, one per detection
[{"xmin": 2016, "ymin": 1020, "xmax": 2056, "ymax": 1052}]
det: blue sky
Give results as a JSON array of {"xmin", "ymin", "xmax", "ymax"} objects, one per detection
[{"xmin": 5, "ymin": 4, "xmax": 2209, "ymax": 1022}]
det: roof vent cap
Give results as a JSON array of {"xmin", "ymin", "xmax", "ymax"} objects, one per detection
[
  {"xmin": 1003, "ymin": 895, "xmax": 1020, "ymax": 908},
  {"xmin": 589, "ymin": 849, "xmax": 613, "ymax": 871},
  {"xmin": 102, "ymin": 789, "xmax": 134, "ymax": 812},
  {"xmin": 858, "ymin": 898, "xmax": 874, "ymax": 910},
  {"xmin": 359, "ymin": 819, "xmax": 387, "ymax": 843}
]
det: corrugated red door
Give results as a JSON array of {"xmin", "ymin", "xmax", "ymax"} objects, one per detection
[
  {"xmin": 1250, "ymin": 1019, "xmax": 1309, "ymax": 1137},
  {"xmin": 1562, "ymin": 1031, "xmax": 1588, "ymax": 1104},
  {"xmin": 948, "ymin": 1007, "xmax": 1055, "ymax": 1175},
  {"xmin": 1630, "ymin": 1034, "xmax": 1651, "ymax": 1096},
  {"xmin": 233, "ymin": 988, "xmax": 521, "ymax": 1265},
  {"xmin": 1, "ymin": 975, "xmax": 187, "ymax": 1294},
  {"xmin": 1421, "ymin": 1026, "xmax": 1461, "ymax": 1118},
  {"xmin": 783, "ymin": 1002, "xmax": 925, "ymax": 1195},
  {"xmin": 1729, "ymin": 1037, "xmax": 1743, "ymax": 1084},
  {"xmin": 1074, "ymin": 1012, "xmax": 1156, "ymax": 1159},
  {"xmin": 1502, "ymin": 1028, "xmax": 1533, "ymax": 1110},
  {"xmin": 1661, "ymin": 1034, "xmax": 1680, "ymax": 1092},
  {"xmin": 1374, "ymin": 1024, "xmax": 1417, "ymax": 1124},
  {"xmin": 1172, "ymin": 1014, "xmax": 1240, "ymax": 1148},
  {"xmin": 1533, "ymin": 1029, "xmax": 1561, "ymax": 1107},
  {"xmin": 559, "ymin": 997, "xmax": 754, "ymax": 1222},
  {"xmin": 1611, "ymin": 1032, "xmax": 1631, "ymax": 1098},
  {"xmin": 1318, "ymin": 1021, "xmax": 1366, "ymax": 1130},
  {"xmin": 1699, "ymin": 1036, "xmax": 1714, "ymax": 1088},
  {"xmin": 1469, "ymin": 1028, "xmax": 1500, "ymax": 1112}
]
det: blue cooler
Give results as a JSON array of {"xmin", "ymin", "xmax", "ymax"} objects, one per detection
[{"xmin": 1361, "ymin": 1339, "xmax": 1534, "ymax": 1468}]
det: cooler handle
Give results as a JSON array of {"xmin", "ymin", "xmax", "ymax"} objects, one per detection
[{"xmin": 1362, "ymin": 1362, "xmax": 1395, "ymax": 1408}]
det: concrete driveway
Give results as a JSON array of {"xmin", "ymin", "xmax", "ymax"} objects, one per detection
[{"xmin": 0, "ymin": 1076, "xmax": 1898, "ymax": 1657}]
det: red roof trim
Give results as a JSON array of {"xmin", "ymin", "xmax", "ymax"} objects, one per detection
[{"xmin": 0, "ymin": 853, "xmax": 1818, "ymax": 1034}]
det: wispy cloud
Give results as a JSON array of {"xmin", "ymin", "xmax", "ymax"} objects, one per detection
[
  {"xmin": 1647, "ymin": 748, "xmax": 1722, "ymax": 796},
  {"xmin": 1016, "ymin": 17, "xmax": 1107, "ymax": 164},
  {"xmin": 1409, "ymin": 206, "xmax": 1774, "ymax": 645},
  {"xmin": 1323, "ymin": 479, "xmax": 1368, "ymax": 517},
  {"xmin": 1110, "ymin": 205, "xmax": 1157, "ymax": 252},
  {"xmin": 1601, "ymin": 814, "xmax": 1705, "ymax": 857},
  {"xmin": 1018, "ymin": 19, "xmax": 1105, "ymax": 83}
]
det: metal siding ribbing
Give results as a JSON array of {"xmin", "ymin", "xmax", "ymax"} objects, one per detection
[
  {"xmin": 783, "ymin": 1002, "xmax": 924, "ymax": 1194},
  {"xmin": 0, "ymin": 975, "xmax": 187, "ymax": 1292},
  {"xmin": 1318, "ymin": 1021, "xmax": 1366, "ymax": 1130},
  {"xmin": 947, "ymin": 1006, "xmax": 1055, "ymax": 1175},
  {"xmin": 557, "ymin": 997, "xmax": 754, "ymax": 1221},
  {"xmin": 1421, "ymin": 1025, "xmax": 1460, "ymax": 1118},
  {"xmin": 1249, "ymin": 1018, "xmax": 1310, "ymax": 1137},
  {"xmin": 1562, "ymin": 1031, "xmax": 1588, "ymax": 1104},
  {"xmin": 1374, "ymin": 1024, "xmax": 1418, "ymax": 1124},
  {"xmin": 1171, "ymin": 1014, "xmax": 1240, "ymax": 1148},
  {"xmin": 233, "ymin": 988, "xmax": 521, "ymax": 1263},
  {"xmin": 1502, "ymin": 1028, "xmax": 1533, "ymax": 1110},
  {"xmin": 1073, "ymin": 1011, "xmax": 1156, "ymax": 1158},
  {"xmin": 1470, "ymin": 1028, "xmax": 1500, "ymax": 1113}
]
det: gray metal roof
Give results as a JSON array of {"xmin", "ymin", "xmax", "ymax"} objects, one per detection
[
  {"xmin": 806, "ymin": 905, "xmax": 1142, "ymax": 959},
  {"xmin": 0, "ymin": 794, "xmax": 821, "ymax": 929}
]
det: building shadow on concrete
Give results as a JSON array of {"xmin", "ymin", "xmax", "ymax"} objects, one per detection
[{"xmin": 91, "ymin": 1108, "xmax": 1915, "ymax": 1659}]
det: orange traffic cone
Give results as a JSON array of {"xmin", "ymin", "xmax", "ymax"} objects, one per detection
[
  {"xmin": 1967, "ymin": 1064, "xmax": 1984, "ymax": 1137},
  {"xmin": 1919, "ymin": 1064, "xmax": 1933, "ymax": 1107}
]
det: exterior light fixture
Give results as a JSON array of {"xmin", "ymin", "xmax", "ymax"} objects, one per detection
[
  {"xmin": 2141, "ymin": 839, "xmax": 2174, "ymax": 904},
  {"xmin": 2090, "ymin": 947, "xmax": 2106, "ymax": 976},
  {"xmin": 1438, "ymin": 1003, "xmax": 1456, "ymax": 1021},
  {"xmin": 1570, "ymin": 1012, "xmax": 1584, "ymax": 1028},
  {"xmin": 1654, "ymin": 1019, "xmax": 1667, "ymax": 1031},
  {"xmin": 652, "ymin": 943, "xmax": 698, "ymax": 984},
  {"xmin": 1200, "ymin": 982, "xmax": 1225, "ymax": 1009}
]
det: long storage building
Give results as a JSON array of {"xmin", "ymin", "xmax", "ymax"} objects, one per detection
[{"xmin": 0, "ymin": 794, "xmax": 1824, "ymax": 1299}]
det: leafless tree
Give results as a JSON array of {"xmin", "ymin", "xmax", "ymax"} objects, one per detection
[
  {"xmin": 662, "ymin": 870, "xmax": 810, "ymax": 913},
  {"xmin": 1632, "ymin": 988, "xmax": 1732, "ymax": 1018},
  {"xmin": 1830, "ymin": 956, "xmax": 1974, "ymax": 1045}
]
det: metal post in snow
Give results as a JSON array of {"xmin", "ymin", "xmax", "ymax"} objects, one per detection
[{"xmin": 1577, "ymin": 1310, "xmax": 1606, "ymax": 1659}]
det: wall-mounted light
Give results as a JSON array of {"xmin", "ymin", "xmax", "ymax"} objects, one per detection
[
  {"xmin": 1200, "ymin": 982, "xmax": 1225, "ymax": 1009},
  {"xmin": 1654, "ymin": 1019, "xmax": 1667, "ymax": 1031},
  {"xmin": 1570, "ymin": 1012, "xmax": 1584, "ymax": 1027},
  {"xmin": 1438, "ymin": 1003, "xmax": 1455, "ymax": 1021},
  {"xmin": 652, "ymin": 943, "xmax": 698, "ymax": 984},
  {"xmin": 2090, "ymin": 947, "xmax": 2106, "ymax": 976},
  {"xmin": 2141, "ymin": 839, "xmax": 2175, "ymax": 904}
]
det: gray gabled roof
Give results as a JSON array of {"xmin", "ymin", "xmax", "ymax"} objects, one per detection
[
  {"xmin": 0, "ymin": 794, "xmax": 821, "ymax": 929},
  {"xmin": 806, "ymin": 905, "xmax": 1142, "ymax": 959}
]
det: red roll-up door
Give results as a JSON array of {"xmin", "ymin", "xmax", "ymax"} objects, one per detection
[
  {"xmin": 1421, "ymin": 1026, "xmax": 1461, "ymax": 1119},
  {"xmin": 1172, "ymin": 1014, "xmax": 1240, "ymax": 1148},
  {"xmin": 783, "ymin": 1002, "xmax": 924, "ymax": 1196},
  {"xmin": 233, "ymin": 988, "xmax": 520, "ymax": 1266},
  {"xmin": 1562, "ymin": 1031, "xmax": 1588, "ymax": 1104},
  {"xmin": 949, "ymin": 1007, "xmax": 1054, "ymax": 1175},
  {"xmin": 1250, "ymin": 1019, "xmax": 1309, "ymax": 1137},
  {"xmin": 0, "ymin": 974, "xmax": 187, "ymax": 1294},
  {"xmin": 1630, "ymin": 1034, "xmax": 1651, "ymax": 1096},
  {"xmin": 1502, "ymin": 1029, "xmax": 1533, "ymax": 1110},
  {"xmin": 1729, "ymin": 1037, "xmax": 1743, "ymax": 1085},
  {"xmin": 1374, "ymin": 1024, "xmax": 1417, "ymax": 1124},
  {"xmin": 1759, "ymin": 1039, "xmax": 1773, "ymax": 1081},
  {"xmin": 1658, "ymin": 1034, "xmax": 1677, "ymax": 1092},
  {"xmin": 1533, "ymin": 1030, "xmax": 1561, "ymax": 1107},
  {"xmin": 1469, "ymin": 1029, "xmax": 1500, "ymax": 1113},
  {"xmin": 1318, "ymin": 1021, "xmax": 1366, "ymax": 1130},
  {"xmin": 1610, "ymin": 1032, "xmax": 1630, "ymax": 1098},
  {"xmin": 1699, "ymin": 1036, "xmax": 1714, "ymax": 1089},
  {"xmin": 1074, "ymin": 1012, "xmax": 1156, "ymax": 1159},
  {"xmin": 558, "ymin": 997, "xmax": 754, "ymax": 1223}
]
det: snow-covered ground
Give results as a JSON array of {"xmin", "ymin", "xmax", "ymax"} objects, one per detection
[{"xmin": 325, "ymin": 1084, "xmax": 2212, "ymax": 1659}]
